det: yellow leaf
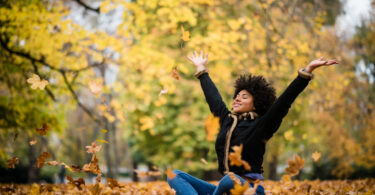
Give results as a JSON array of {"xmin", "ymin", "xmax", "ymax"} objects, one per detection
[
  {"xmin": 181, "ymin": 26, "xmax": 190, "ymax": 41},
  {"xmin": 27, "ymin": 74, "xmax": 49, "ymax": 90},
  {"xmin": 96, "ymin": 139, "xmax": 109, "ymax": 144},
  {"xmin": 102, "ymin": 129, "xmax": 108, "ymax": 133}
]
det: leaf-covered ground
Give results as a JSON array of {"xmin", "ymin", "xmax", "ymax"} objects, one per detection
[{"xmin": 0, "ymin": 179, "xmax": 374, "ymax": 194}]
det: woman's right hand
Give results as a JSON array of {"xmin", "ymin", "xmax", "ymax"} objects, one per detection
[{"xmin": 187, "ymin": 50, "xmax": 209, "ymax": 72}]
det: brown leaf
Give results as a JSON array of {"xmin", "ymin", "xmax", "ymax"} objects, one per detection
[
  {"xmin": 36, "ymin": 123, "xmax": 50, "ymax": 136},
  {"xmin": 95, "ymin": 172, "xmax": 102, "ymax": 183},
  {"xmin": 66, "ymin": 175, "xmax": 85, "ymax": 190},
  {"xmin": 37, "ymin": 152, "xmax": 51, "ymax": 168},
  {"xmin": 71, "ymin": 165, "xmax": 82, "ymax": 172},
  {"xmin": 312, "ymin": 151, "xmax": 321, "ymax": 162},
  {"xmin": 82, "ymin": 155, "xmax": 101, "ymax": 174},
  {"xmin": 89, "ymin": 183, "xmax": 101, "ymax": 195},
  {"xmin": 29, "ymin": 140, "xmax": 38, "ymax": 145},
  {"xmin": 7, "ymin": 157, "xmax": 19, "ymax": 169},
  {"xmin": 285, "ymin": 155, "xmax": 305, "ymax": 176},
  {"xmin": 86, "ymin": 142, "xmax": 102, "ymax": 154},
  {"xmin": 171, "ymin": 67, "xmax": 180, "ymax": 80},
  {"xmin": 107, "ymin": 178, "xmax": 122, "ymax": 189}
]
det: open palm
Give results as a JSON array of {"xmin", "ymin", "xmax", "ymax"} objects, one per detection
[
  {"xmin": 306, "ymin": 57, "xmax": 338, "ymax": 73},
  {"xmin": 187, "ymin": 50, "xmax": 209, "ymax": 68}
]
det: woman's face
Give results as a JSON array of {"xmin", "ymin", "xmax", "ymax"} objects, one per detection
[{"xmin": 232, "ymin": 90, "xmax": 255, "ymax": 114}]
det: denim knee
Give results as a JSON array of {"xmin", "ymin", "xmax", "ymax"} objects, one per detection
[
  {"xmin": 219, "ymin": 174, "xmax": 241, "ymax": 188},
  {"xmin": 167, "ymin": 169, "xmax": 184, "ymax": 181}
]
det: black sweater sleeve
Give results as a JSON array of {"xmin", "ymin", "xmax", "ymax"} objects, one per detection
[
  {"xmin": 198, "ymin": 73, "xmax": 230, "ymax": 120},
  {"xmin": 259, "ymin": 75, "xmax": 311, "ymax": 140}
]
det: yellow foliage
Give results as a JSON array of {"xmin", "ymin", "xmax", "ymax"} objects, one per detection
[{"xmin": 204, "ymin": 114, "xmax": 219, "ymax": 141}]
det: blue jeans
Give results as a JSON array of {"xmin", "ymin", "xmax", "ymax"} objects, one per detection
[{"xmin": 167, "ymin": 170, "xmax": 265, "ymax": 195}]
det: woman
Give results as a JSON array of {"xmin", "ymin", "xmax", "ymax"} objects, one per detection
[{"xmin": 167, "ymin": 51, "xmax": 338, "ymax": 195}]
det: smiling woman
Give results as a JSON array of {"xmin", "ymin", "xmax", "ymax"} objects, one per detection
[{"xmin": 166, "ymin": 50, "xmax": 338, "ymax": 195}]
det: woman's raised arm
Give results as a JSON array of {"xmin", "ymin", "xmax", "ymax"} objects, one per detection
[
  {"xmin": 259, "ymin": 57, "xmax": 338, "ymax": 140},
  {"xmin": 187, "ymin": 51, "xmax": 230, "ymax": 120}
]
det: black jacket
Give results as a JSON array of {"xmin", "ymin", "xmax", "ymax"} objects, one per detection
[{"xmin": 198, "ymin": 72, "xmax": 311, "ymax": 175}]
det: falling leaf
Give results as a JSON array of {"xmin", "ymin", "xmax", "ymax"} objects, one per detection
[
  {"xmin": 229, "ymin": 144, "xmax": 244, "ymax": 167},
  {"xmin": 46, "ymin": 161, "xmax": 59, "ymax": 166},
  {"xmin": 95, "ymin": 172, "xmax": 102, "ymax": 183},
  {"xmin": 230, "ymin": 181, "xmax": 249, "ymax": 195},
  {"xmin": 102, "ymin": 129, "xmax": 108, "ymax": 133},
  {"xmin": 27, "ymin": 74, "xmax": 49, "ymax": 90},
  {"xmin": 96, "ymin": 139, "xmax": 108, "ymax": 144},
  {"xmin": 148, "ymin": 171, "xmax": 162, "ymax": 177},
  {"xmin": 285, "ymin": 155, "xmax": 305, "ymax": 176},
  {"xmin": 312, "ymin": 151, "xmax": 321, "ymax": 162},
  {"xmin": 37, "ymin": 152, "xmax": 51, "ymax": 168},
  {"xmin": 86, "ymin": 142, "xmax": 102, "ymax": 154},
  {"xmin": 201, "ymin": 158, "xmax": 208, "ymax": 165},
  {"xmin": 82, "ymin": 155, "xmax": 101, "ymax": 174},
  {"xmin": 171, "ymin": 67, "xmax": 180, "ymax": 80},
  {"xmin": 134, "ymin": 170, "xmax": 149, "ymax": 178},
  {"xmin": 181, "ymin": 26, "xmax": 190, "ymax": 41},
  {"xmin": 88, "ymin": 79, "xmax": 103, "ymax": 95},
  {"xmin": 36, "ymin": 123, "xmax": 50, "ymax": 136},
  {"xmin": 29, "ymin": 140, "xmax": 37, "ymax": 145},
  {"xmin": 242, "ymin": 161, "xmax": 251, "ymax": 171},
  {"xmin": 281, "ymin": 174, "xmax": 291, "ymax": 182},
  {"xmin": 205, "ymin": 114, "xmax": 219, "ymax": 141},
  {"xmin": 7, "ymin": 157, "xmax": 19, "ymax": 169},
  {"xmin": 60, "ymin": 162, "xmax": 73, "ymax": 172},
  {"xmin": 71, "ymin": 165, "xmax": 82, "ymax": 173},
  {"xmin": 228, "ymin": 144, "xmax": 251, "ymax": 171},
  {"xmin": 158, "ymin": 86, "xmax": 168, "ymax": 96},
  {"xmin": 166, "ymin": 167, "xmax": 176, "ymax": 180}
]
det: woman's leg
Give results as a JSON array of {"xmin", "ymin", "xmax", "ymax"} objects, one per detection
[
  {"xmin": 212, "ymin": 174, "xmax": 265, "ymax": 195},
  {"xmin": 167, "ymin": 170, "xmax": 216, "ymax": 195}
]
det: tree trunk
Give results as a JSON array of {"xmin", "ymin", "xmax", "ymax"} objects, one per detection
[
  {"xmin": 112, "ymin": 122, "xmax": 119, "ymax": 178},
  {"xmin": 104, "ymin": 118, "xmax": 114, "ymax": 178},
  {"xmin": 27, "ymin": 137, "xmax": 39, "ymax": 183},
  {"xmin": 132, "ymin": 161, "xmax": 138, "ymax": 182},
  {"xmin": 268, "ymin": 154, "xmax": 278, "ymax": 180}
]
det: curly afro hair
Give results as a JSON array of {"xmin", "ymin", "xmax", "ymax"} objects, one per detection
[{"xmin": 233, "ymin": 74, "xmax": 276, "ymax": 116}]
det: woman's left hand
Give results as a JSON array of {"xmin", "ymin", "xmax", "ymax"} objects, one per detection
[{"xmin": 304, "ymin": 57, "xmax": 339, "ymax": 73}]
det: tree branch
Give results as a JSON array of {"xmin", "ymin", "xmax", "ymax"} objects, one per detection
[
  {"xmin": 0, "ymin": 34, "xmax": 104, "ymax": 74},
  {"xmin": 61, "ymin": 70, "xmax": 102, "ymax": 125},
  {"xmin": 0, "ymin": 34, "xmax": 103, "ymax": 125},
  {"xmin": 74, "ymin": 0, "xmax": 100, "ymax": 13}
]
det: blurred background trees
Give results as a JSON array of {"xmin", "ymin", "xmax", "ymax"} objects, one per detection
[{"xmin": 0, "ymin": 0, "xmax": 374, "ymax": 183}]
